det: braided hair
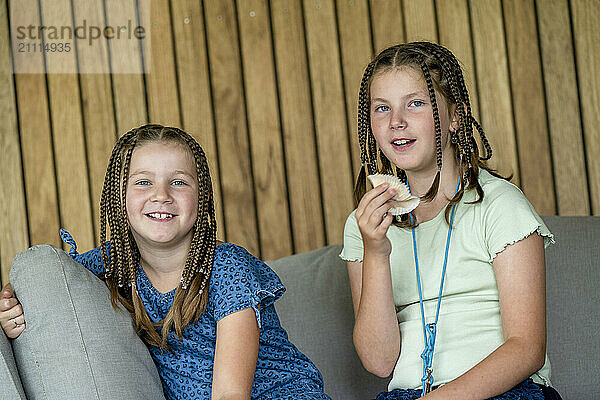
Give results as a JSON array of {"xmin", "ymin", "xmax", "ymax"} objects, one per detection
[
  {"xmin": 100, "ymin": 124, "xmax": 217, "ymax": 348},
  {"xmin": 355, "ymin": 42, "xmax": 496, "ymax": 228}
]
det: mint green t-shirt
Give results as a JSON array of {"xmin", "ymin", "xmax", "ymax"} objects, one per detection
[{"xmin": 340, "ymin": 169, "xmax": 554, "ymax": 390}]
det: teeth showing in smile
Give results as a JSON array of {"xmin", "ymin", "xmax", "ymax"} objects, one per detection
[
  {"xmin": 148, "ymin": 213, "xmax": 174, "ymax": 220},
  {"xmin": 392, "ymin": 139, "xmax": 412, "ymax": 146}
]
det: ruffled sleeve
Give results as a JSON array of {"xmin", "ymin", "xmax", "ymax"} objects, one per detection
[
  {"xmin": 59, "ymin": 229, "xmax": 107, "ymax": 276},
  {"xmin": 339, "ymin": 210, "xmax": 364, "ymax": 262},
  {"xmin": 482, "ymin": 180, "xmax": 555, "ymax": 262},
  {"xmin": 208, "ymin": 243, "xmax": 285, "ymax": 328}
]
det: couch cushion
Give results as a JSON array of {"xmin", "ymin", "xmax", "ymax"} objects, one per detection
[
  {"xmin": 0, "ymin": 326, "xmax": 26, "ymax": 399},
  {"xmin": 267, "ymin": 245, "xmax": 389, "ymax": 400},
  {"xmin": 542, "ymin": 216, "xmax": 600, "ymax": 400},
  {"xmin": 9, "ymin": 244, "xmax": 165, "ymax": 400}
]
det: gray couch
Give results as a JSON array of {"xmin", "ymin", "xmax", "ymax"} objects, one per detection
[{"xmin": 1, "ymin": 216, "xmax": 598, "ymax": 399}]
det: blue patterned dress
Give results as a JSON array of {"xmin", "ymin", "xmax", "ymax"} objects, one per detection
[{"xmin": 61, "ymin": 231, "xmax": 330, "ymax": 400}]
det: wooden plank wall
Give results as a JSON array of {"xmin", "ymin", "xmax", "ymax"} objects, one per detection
[{"xmin": 2, "ymin": 0, "xmax": 599, "ymax": 286}]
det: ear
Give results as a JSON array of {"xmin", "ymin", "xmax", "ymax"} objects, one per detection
[{"xmin": 449, "ymin": 103, "xmax": 466, "ymax": 132}]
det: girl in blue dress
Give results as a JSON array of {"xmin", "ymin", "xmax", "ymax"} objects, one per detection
[{"xmin": 2, "ymin": 124, "xmax": 330, "ymax": 400}]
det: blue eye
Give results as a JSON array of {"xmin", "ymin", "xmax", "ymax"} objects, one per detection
[
  {"xmin": 172, "ymin": 180, "xmax": 187, "ymax": 186},
  {"xmin": 374, "ymin": 105, "xmax": 390, "ymax": 112},
  {"xmin": 135, "ymin": 180, "xmax": 151, "ymax": 186},
  {"xmin": 410, "ymin": 100, "xmax": 425, "ymax": 107}
]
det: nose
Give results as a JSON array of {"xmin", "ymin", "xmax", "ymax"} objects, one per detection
[
  {"xmin": 150, "ymin": 183, "xmax": 173, "ymax": 203},
  {"xmin": 389, "ymin": 109, "xmax": 406, "ymax": 130}
]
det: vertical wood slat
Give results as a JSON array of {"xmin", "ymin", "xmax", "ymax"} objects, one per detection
[
  {"xmin": 105, "ymin": 0, "xmax": 147, "ymax": 132},
  {"xmin": 236, "ymin": 0, "xmax": 292, "ymax": 259},
  {"xmin": 170, "ymin": 0, "xmax": 225, "ymax": 240},
  {"xmin": 436, "ymin": 0, "xmax": 480, "ymax": 120},
  {"xmin": 270, "ymin": 0, "xmax": 325, "ymax": 253},
  {"xmin": 369, "ymin": 0, "xmax": 405, "ymax": 52},
  {"xmin": 0, "ymin": 0, "xmax": 29, "ymax": 285},
  {"xmin": 469, "ymin": 0, "xmax": 519, "ymax": 184},
  {"xmin": 336, "ymin": 0, "xmax": 373, "ymax": 182},
  {"xmin": 40, "ymin": 0, "xmax": 95, "ymax": 250},
  {"xmin": 303, "ymin": 0, "xmax": 355, "ymax": 245},
  {"xmin": 142, "ymin": 0, "xmax": 180, "ymax": 126},
  {"xmin": 204, "ymin": 0, "xmax": 259, "ymax": 256},
  {"xmin": 571, "ymin": 0, "xmax": 600, "ymax": 215},
  {"xmin": 537, "ymin": 0, "xmax": 589, "ymax": 215},
  {"xmin": 12, "ymin": 0, "xmax": 61, "ymax": 247},
  {"xmin": 402, "ymin": 0, "xmax": 437, "ymax": 42},
  {"xmin": 72, "ymin": 0, "xmax": 118, "ymax": 243},
  {"xmin": 503, "ymin": 0, "xmax": 555, "ymax": 215}
]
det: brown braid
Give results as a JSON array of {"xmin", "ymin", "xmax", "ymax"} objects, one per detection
[
  {"xmin": 354, "ymin": 42, "xmax": 503, "ymax": 228},
  {"xmin": 99, "ymin": 124, "xmax": 217, "ymax": 348},
  {"xmin": 418, "ymin": 55, "xmax": 443, "ymax": 203}
]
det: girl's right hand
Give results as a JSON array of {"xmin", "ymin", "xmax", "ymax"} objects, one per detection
[
  {"xmin": 355, "ymin": 184, "xmax": 397, "ymax": 258},
  {"xmin": 0, "ymin": 283, "xmax": 26, "ymax": 339}
]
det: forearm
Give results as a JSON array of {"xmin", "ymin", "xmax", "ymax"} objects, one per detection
[
  {"xmin": 423, "ymin": 337, "xmax": 545, "ymax": 400},
  {"xmin": 353, "ymin": 253, "xmax": 400, "ymax": 377}
]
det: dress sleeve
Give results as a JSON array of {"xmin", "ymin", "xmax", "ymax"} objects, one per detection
[
  {"xmin": 482, "ymin": 182, "xmax": 555, "ymax": 263},
  {"xmin": 209, "ymin": 244, "xmax": 285, "ymax": 328},
  {"xmin": 339, "ymin": 210, "xmax": 364, "ymax": 262},
  {"xmin": 59, "ymin": 229, "xmax": 107, "ymax": 276}
]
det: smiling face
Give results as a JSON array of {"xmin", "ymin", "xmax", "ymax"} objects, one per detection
[
  {"xmin": 125, "ymin": 141, "xmax": 199, "ymax": 250},
  {"xmin": 370, "ymin": 66, "xmax": 457, "ymax": 176}
]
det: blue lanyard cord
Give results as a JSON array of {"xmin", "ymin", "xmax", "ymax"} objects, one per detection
[{"xmin": 409, "ymin": 179, "xmax": 459, "ymax": 396}]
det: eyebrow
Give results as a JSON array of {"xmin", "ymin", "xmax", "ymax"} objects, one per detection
[
  {"xmin": 371, "ymin": 91, "xmax": 428, "ymax": 103},
  {"xmin": 129, "ymin": 170, "xmax": 195, "ymax": 178}
]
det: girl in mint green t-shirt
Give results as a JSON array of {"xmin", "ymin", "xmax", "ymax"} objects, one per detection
[{"xmin": 341, "ymin": 42, "xmax": 562, "ymax": 400}]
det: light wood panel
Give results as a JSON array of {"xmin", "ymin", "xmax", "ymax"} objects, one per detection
[
  {"xmin": 72, "ymin": 0, "xmax": 118, "ymax": 243},
  {"xmin": 270, "ymin": 0, "xmax": 326, "ymax": 253},
  {"xmin": 41, "ymin": 0, "xmax": 95, "ymax": 250},
  {"xmin": 12, "ymin": 0, "xmax": 61, "ymax": 247},
  {"xmin": 571, "ymin": 0, "xmax": 600, "ymax": 215},
  {"xmin": 142, "ymin": 0, "xmax": 180, "ymax": 126},
  {"xmin": 337, "ymin": 0, "xmax": 373, "ymax": 181},
  {"xmin": 236, "ymin": 0, "xmax": 292, "ymax": 259},
  {"xmin": 403, "ymin": 0, "xmax": 437, "ymax": 42},
  {"xmin": 0, "ymin": 0, "xmax": 28, "ymax": 285},
  {"xmin": 503, "ymin": 0, "xmax": 555, "ymax": 215},
  {"xmin": 105, "ymin": 0, "xmax": 148, "ymax": 132},
  {"xmin": 204, "ymin": 0, "xmax": 259, "ymax": 256},
  {"xmin": 470, "ymin": 0, "xmax": 519, "ymax": 183},
  {"xmin": 537, "ymin": 0, "xmax": 589, "ymax": 215},
  {"xmin": 170, "ymin": 0, "xmax": 224, "ymax": 240},
  {"xmin": 369, "ymin": 0, "xmax": 405, "ymax": 52},
  {"xmin": 3, "ymin": 0, "xmax": 599, "ymax": 281},
  {"xmin": 303, "ymin": 0, "xmax": 355, "ymax": 245}
]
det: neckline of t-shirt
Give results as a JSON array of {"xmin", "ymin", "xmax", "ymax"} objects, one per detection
[
  {"xmin": 137, "ymin": 242, "xmax": 231, "ymax": 299},
  {"xmin": 411, "ymin": 170, "xmax": 492, "ymax": 231},
  {"xmin": 412, "ymin": 207, "xmax": 446, "ymax": 231}
]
